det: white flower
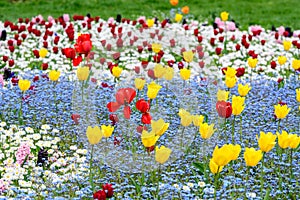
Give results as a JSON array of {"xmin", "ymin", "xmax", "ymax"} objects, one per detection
[
  {"xmin": 32, "ymin": 133, "xmax": 41, "ymax": 140},
  {"xmin": 173, "ymin": 184, "xmax": 180, "ymax": 189},
  {"xmin": 187, "ymin": 182, "xmax": 194, "ymax": 188},
  {"xmin": 41, "ymin": 124, "xmax": 51, "ymax": 130},
  {"xmin": 0, "ymin": 122, "xmax": 7, "ymax": 127},
  {"xmin": 198, "ymin": 181, "xmax": 206, "ymax": 188},
  {"xmin": 182, "ymin": 185, "xmax": 190, "ymax": 192},
  {"xmin": 25, "ymin": 127, "xmax": 34, "ymax": 133},
  {"xmin": 70, "ymin": 145, "xmax": 77, "ymax": 150}
]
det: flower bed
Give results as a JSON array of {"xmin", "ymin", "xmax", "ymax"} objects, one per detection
[{"xmin": 0, "ymin": 4, "xmax": 299, "ymax": 200}]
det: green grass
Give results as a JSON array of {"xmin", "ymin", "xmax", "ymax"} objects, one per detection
[{"xmin": 0, "ymin": 0, "xmax": 300, "ymax": 30}]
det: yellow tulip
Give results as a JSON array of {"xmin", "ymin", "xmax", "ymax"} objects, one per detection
[
  {"xmin": 278, "ymin": 56, "xmax": 287, "ymax": 66},
  {"xmin": 274, "ymin": 104, "xmax": 290, "ymax": 119},
  {"xmin": 225, "ymin": 144, "xmax": 241, "ymax": 161},
  {"xmin": 152, "ymin": 43, "xmax": 162, "ymax": 54},
  {"xmin": 232, "ymin": 95, "xmax": 245, "ymax": 116},
  {"xmin": 256, "ymin": 131, "xmax": 277, "ymax": 153},
  {"xmin": 180, "ymin": 68, "xmax": 191, "ymax": 80},
  {"xmin": 164, "ymin": 67, "xmax": 174, "ymax": 81},
  {"xmin": 151, "ymin": 118, "xmax": 169, "ymax": 136},
  {"xmin": 178, "ymin": 108, "xmax": 189, "ymax": 117},
  {"xmin": 101, "ymin": 125, "xmax": 114, "ymax": 138},
  {"xmin": 86, "ymin": 126, "xmax": 103, "ymax": 145},
  {"xmin": 238, "ymin": 84, "xmax": 251, "ymax": 97},
  {"xmin": 147, "ymin": 19, "xmax": 154, "ymax": 28},
  {"xmin": 212, "ymin": 145, "xmax": 232, "ymax": 166},
  {"xmin": 277, "ymin": 130, "xmax": 292, "ymax": 149},
  {"xmin": 147, "ymin": 81, "xmax": 162, "ymax": 99},
  {"xmin": 220, "ymin": 11, "xmax": 229, "ymax": 21},
  {"xmin": 192, "ymin": 115, "xmax": 204, "ymax": 126},
  {"xmin": 296, "ymin": 88, "xmax": 300, "ymax": 102},
  {"xmin": 155, "ymin": 146, "xmax": 172, "ymax": 164},
  {"xmin": 134, "ymin": 78, "xmax": 146, "ymax": 90},
  {"xmin": 39, "ymin": 48, "xmax": 48, "ymax": 58},
  {"xmin": 224, "ymin": 67, "xmax": 236, "ymax": 78},
  {"xmin": 292, "ymin": 59, "xmax": 300, "ymax": 70},
  {"xmin": 77, "ymin": 66, "xmax": 90, "ymax": 81},
  {"xmin": 18, "ymin": 80, "xmax": 31, "ymax": 92},
  {"xmin": 141, "ymin": 130, "xmax": 159, "ymax": 147},
  {"xmin": 183, "ymin": 51, "xmax": 194, "ymax": 63},
  {"xmin": 217, "ymin": 89, "xmax": 229, "ymax": 101},
  {"xmin": 244, "ymin": 147, "xmax": 263, "ymax": 167},
  {"xmin": 180, "ymin": 112, "xmax": 193, "ymax": 127},
  {"xmin": 248, "ymin": 58, "xmax": 258, "ymax": 68},
  {"xmin": 225, "ymin": 76, "xmax": 237, "ymax": 88},
  {"xmin": 174, "ymin": 13, "xmax": 183, "ymax": 22},
  {"xmin": 154, "ymin": 64, "xmax": 166, "ymax": 79},
  {"xmin": 49, "ymin": 70, "xmax": 60, "ymax": 81},
  {"xmin": 289, "ymin": 134, "xmax": 300, "ymax": 149},
  {"xmin": 112, "ymin": 66, "xmax": 122, "ymax": 78},
  {"xmin": 283, "ymin": 40, "xmax": 291, "ymax": 51},
  {"xmin": 209, "ymin": 159, "xmax": 223, "ymax": 174},
  {"xmin": 199, "ymin": 123, "xmax": 215, "ymax": 139}
]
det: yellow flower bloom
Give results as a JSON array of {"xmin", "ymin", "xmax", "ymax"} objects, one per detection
[
  {"xmin": 174, "ymin": 13, "xmax": 183, "ymax": 22},
  {"xmin": 192, "ymin": 115, "xmax": 204, "ymax": 126},
  {"xmin": 292, "ymin": 59, "xmax": 300, "ymax": 70},
  {"xmin": 244, "ymin": 147, "xmax": 263, "ymax": 167},
  {"xmin": 154, "ymin": 64, "xmax": 166, "ymax": 78},
  {"xmin": 77, "ymin": 66, "xmax": 90, "ymax": 81},
  {"xmin": 277, "ymin": 130, "xmax": 292, "ymax": 149},
  {"xmin": 152, "ymin": 43, "xmax": 162, "ymax": 54},
  {"xmin": 155, "ymin": 146, "xmax": 172, "ymax": 164},
  {"xmin": 151, "ymin": 118, "xmax": 169, "ymax": 136},
  {"xmin": 112, "ymin": 66, "xmax": 122, "ymax": 78},
  {"xmin": 217, "ymin": 89, "xmax": 230, "ymax": 101},
  {"xmin": 212, "ymin": 145, "xmax": 232, "ymax": 166},
  {"xmin": 39, "ymin": 48, "xmax": 48, "ymax": 58},
  {"xmin": 274, "ymin": 104, "xmax": 290, "ymax": 119},
  {"xmin": 178, "ymin": 108, "xmax": 189, "ymax": 118},
  {"xmin": 238, "ymin": 84, "xmax": 251, "ymax": 97},
  {"xmin": 18, "ymin": 80, "xmax": 31, "ymax": 92},
  {"xmin": 296, "ymin": 88, "xmax": 300, "ymax": 102},
  {"xmin": 209, "ymin": 159, "xmax": 223, "ymax": 174},
  {"xmin": 220, "ymin": 11, "xmax": 229, "ymax": 21},
  {"xmin": 256, "ymin": 131, "xmax": 277, "ymax": 153},
  {"xmin": 224, "ymin": 67, "xmax": 236, "ymax": 78},
  {"xmin": 180, "ymin": 68, "xmax": 191, "ymax": 80},
  {"xmin": 248, "ymin": 58, "xmax": 258, "ymax": 68},
  {"xmin": 283, "ymin": 40, "xmax": 291, "ymax": 51},
  {"xmin": 164, "ymin": 67, "xmax": 174, "ymax": 81},
  {"xmin": 101, "ymin": 125, "xmax": 114, "ymax": 138},
  {"xmin": 134, "ymin": 78, "xmax": 146, "ymax": 90},
  {"xmin": 86, "ymin": 126, "xmax": 103, "ymax": 145},
  {"xmin": 199, "ymin": 123, "xmax": 215, "ymax": 139},
  {"xmin": 180, "ymin": 111, "xmax": 193, "ymax": 127},
  {"xmin": 232, "ymin": 95, "xmax": 245, "ymax": 116},
  {"xmin": 278, "ymin": 56, "xmax": 287, "ymax": 66},
  {"xmin": 147, "ymin": 81, "xmax": 162, "ymax": 99},
  {"xmin": 225, "ymin": 76, "xmax": 237, "ymax": 88},
  {"xmin": 147, "ymin": 19, "xmax": 154, "ymax": 28},
  {"xmin": 225, "ymin": 144, "xmax": 241, "ymax": 161},
  {"xmin": 183, "ymin": 51, "xmax": 194, "ymax": 63},
  {"xmin": 289, "ymin": 134, "xmax": 300, "ymax": 149},
  {"xmin": 141, "ymin": 130, "xmax": 159, "ymax": 147},
  {"xmin": 49, "ymin": 70, "xmax": 60, "ymax": 81}
]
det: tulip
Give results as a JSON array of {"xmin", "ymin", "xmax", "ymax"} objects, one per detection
[
  {"xmin": 180, "ymin": 68, "xmax": 191, "ymax": 80},
  {"xmin": 256, "ymin": 131, "xmax": 277, "ymax": 153},
  {"xmin": 296, "ymin": 88, "xmax": 300, "ymax": 102},
  {"xmin": 155, "ymin": 146, "xmax": 172, "ymax": 164},
  {"xmin": 225, "ymin": 76, "xmax": 237, "ymax": 88},
  {"xmin": 86, "ymin": 126, "xmax": 103, "ymax": 145},
  {"xmin": 178, "ymin": 109, "xmax": 193, "ymax": 127},
  {"xmin": 217, "ymin": 89, "xmax": 229, "ymax": 101},
  {"xmin": 147, "ymin": 19, "xmax": 154, "ymax": 27},
  {"xmin": 226, "ymin": 144, "xmax": 241, "ymax": 161},
  {"xmin": 181, "ymin": 6, "xmax": 189, "ymax": 14},
  {"xmin": 77, "ymin": 66, "xmax": 89, "ymax": 81},
  {"xmin": 278, "ymin": 56, "xmax": 287, "ymax": 66},
  {"xmin": 192, "ymin": 115, "xmax": 204, "ymax": 126},
  {"xmin": 199, "ymin": 123, "xmax": 215, "ymax": 139},
  {"xmin": 220, "ymin": 11, "xmax": 229, "ymax": 21},
  {"xmin": 164, "ymin": 67, "xmax": 174, "ymax": 81},
  {"xmin": 244, "ymin": 147, "xmax": 263, "ymax": 167},
  {"xmin": 289, "ymin": 134, "xmax": 300, "ymax": 149},
  {"xmin": 18, "ymin": 79, "xmax": 31, "ymax": 91},
  {"xmin": 212, "ymin": 145, "xmax": 232, "ymax": 166},
  {"xmin": 101, "ymin": 125, "xmax": 114, "ymax": 138},
  {"xmin": 112, "ymin": 66, "xmax": 122, "ymax": 78},
  {"xmin": 154, "ymin": 64, "xmax": 166, "ymax": 78},
  {"xmin": 247, "ymin": 57, "xmax": 258, "ymax": 68},
  {"xmin": 292, "ymin": 59, "xmax": 300, "ymax": 70},
  {"xmin": 49, "ymin": 70, "xmax": 60, "ymax": 81},
  {"xmin": 238, "ymin": 84, "xmax": 251, "ymax": 97},
  {"xmin": 209, "ymin": 158, "xmax": 223, "ymax": 174},
  {"xmin": 216, "ymin": 101, "xmax": 232, "ymax": 118},
  {"xmin": 224, "ymin": 67, "xmax": 237, "ymax": 78},
  {"xmin": 174, "ymin": 13, "xmax": 183, "ymax": 22},
  {"xmin": 232, "ymin": 95, "xmax": 245, "ymax": 116},
  {"xmin": 141, "ymin": 130, "xmax": 159, "ymax": 147},
  {"xmin": 169, "ymin": 0, "xmax": 178, "ymax": 6},
  {"xmin": 147, "ymin": 81, "xmax": 162, "ymax": 99},
  {"xmin": 152, "ymin": 43, "xmax": 162, "ymax": 54},
  {"xmin": 283, "ymin": 40, "xmax": 291, "ymax": 51},
  {"xmin": 182, "ymin": 51, "xmax": 194, "ymax": 63},
  {"xmin": 274, "ymin": 104, "xmax": 290, "ymax": 119},
  {"xmin": 151, "ymin": 118, "xmax": 169, "ymax": 136},
  {"xmin": 39, "ymin": 48, "xmax": 48, "ymax": 58},
  {"xmin": 134, "ymin": 78, "xmax": 146, "ymax": 90}
]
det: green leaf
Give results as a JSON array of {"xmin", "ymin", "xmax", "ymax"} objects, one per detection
[
  {"xmin": 193, "ymin": 162, "xmax": 205, "ymax": 175},
  {"xmin": 263, "ymin": 188, "xmax": 271, "ymax": 200}
]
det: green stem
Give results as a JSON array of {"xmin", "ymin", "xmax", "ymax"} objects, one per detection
[
  {"xmin": 180, "ymin": 126, "xmax": 186, "ymax": 149},
  {"xmin": 277, "ymin": 119, "xmax": 281, "ymax": 132},
  {"xmin": 260, "ymin": 153, "xmax": 265, "ymax": 197},
  {"xmin": 81, "ymin": 81, "xmax": 84, "ymax": 104},
  {"xmin": 231, "ymin": 115, "xmax": 235, "ymax": 143},
  {"xmin": 239, "ymin": 115, "xmax": 242, "ymax": 142},
  {"xmin": 157, "ymin": 164, "xmax": 161, "ymax": 199},
  {"xmin": 89, "ymin": 145, "xmax": 94, "ymax": 192},
  {"xmin": 290, "ymin": 148, "xmax": 293, "ymax": 181}
]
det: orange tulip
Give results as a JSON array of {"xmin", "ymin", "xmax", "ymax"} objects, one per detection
[{"xmin": 181, "ymin": 6, "xmax": 189, "ymax": 14}]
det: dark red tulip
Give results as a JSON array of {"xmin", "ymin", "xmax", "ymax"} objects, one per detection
[
  {"xmin": 102, "ymin": 183, "xmax": 114, "ymax": 198},
  {"xmin": 216, "ymin": 101, "xmax": 232, "ymax": 118},
  {"xmin": 93, "ymin": 190, "xmax": 106, "ymax": 200},
  {"xmin": 270, "ymin": 61, "xmax": 276, "ymax": 69},
  {"xmin": 236, "ymin": 67, "xmax": 245, "ymax": 77}
]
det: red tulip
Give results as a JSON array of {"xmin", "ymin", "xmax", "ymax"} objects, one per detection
[
  {"xmin": 72, "ymin": 56, "xmax": 82, "ymax": 66},
  {"xmin": 109, "ymin": 114, "xmax": 119, "ymax": 125},
  {"xmin": 236, "ymin": 67, "xmax": 245, "ymax": 77},
  {"xmin": 63, "ymin": 48, "xmax": 76, "ymax": 59},
  {"xmin": 71, "ymin": 114, "xmax": 80, "ymax": 125},
  {"xmin": 102, "ymin": 183, "xmax": 114, "ymax": 198},
  {"xmin": 93, "ymin": 190, "xmax": 106, "ymax": 200},
  {"xmin": 270, "ymin": 61, "xmax": 276, "ymax": 69},
  {"xmin": 215, "ymin": 47, "xmax": 222, "ymax": 55},
  {"xmin": 216, "ymin": 101, "xmax": 232, "ymax": 118}
]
